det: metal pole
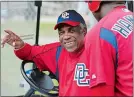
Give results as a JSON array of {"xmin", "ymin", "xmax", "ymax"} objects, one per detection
[
  {"xmin": 33, "ymin": 1, "xmax": 42, "ymax": 68},
  {"xmin": 127, "ymin": 1, "xmax": 133, "ymax": 12},
  {"xmin": 34, "ymin": 1, "xmax": 42, "ymax": 46}
]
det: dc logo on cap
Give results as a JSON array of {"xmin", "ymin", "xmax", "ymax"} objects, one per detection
[{"xmin": 61, "ymin": 12, "xmax": 69, "ymax": 19}]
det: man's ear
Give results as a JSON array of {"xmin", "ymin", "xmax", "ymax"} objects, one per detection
[{"xmin": 83, "ymin": 28, "xmax": 87, "ymax": 36}]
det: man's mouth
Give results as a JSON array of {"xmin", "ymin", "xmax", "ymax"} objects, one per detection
[
  {"xmin": 62, "ymin": 40, "xmax": 78, "ymax": 52},
  {"xmin": 64, "ymin": 41, "xmax": 75, "ymax": 48},
  {"xmin": 65, "ymin": 41, "xmax": 73, "ymax": 45}
]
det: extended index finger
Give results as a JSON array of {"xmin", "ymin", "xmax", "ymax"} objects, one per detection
[
  {"xmin": 4, "ymin": 30, "xmax": 15, "ymax": 35},
  {"xmin": 1, "ymin": 35, "xmax": 10, "ymax": 48}
]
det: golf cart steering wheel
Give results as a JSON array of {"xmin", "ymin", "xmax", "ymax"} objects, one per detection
[{"xmin": 21, "ymin": 60, "xmax": 59, "ymax": 97}]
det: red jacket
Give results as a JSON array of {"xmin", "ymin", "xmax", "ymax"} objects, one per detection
[{"xmin": 15, "ymin": 42, "xmax": 114, "ymax": 96}]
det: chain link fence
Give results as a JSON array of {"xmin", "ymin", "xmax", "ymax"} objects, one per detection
[{"xmin": 1, "ymin": 1, "xmax": 78, "ymax": 21}]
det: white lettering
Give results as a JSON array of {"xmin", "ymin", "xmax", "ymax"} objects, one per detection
[{"xmin": 111, "ymin": 15, "xmax": 133, "ymax": 38}]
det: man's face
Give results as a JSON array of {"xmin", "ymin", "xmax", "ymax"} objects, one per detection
[{"xmin": 58, "ymin": 24, "xmax": 85, "ymax": 52}]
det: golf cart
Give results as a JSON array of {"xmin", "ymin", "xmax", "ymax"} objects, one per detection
[{"xmin": 19, "ymin": 1, "xmax": 133, "ymax": 97}]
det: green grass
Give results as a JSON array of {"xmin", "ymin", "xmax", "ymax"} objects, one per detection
[
  {"xmin": 40, "ymin": 22, "xmax": 58, "ymax": 37},
  {"xmin": 1, "ymin": 20, "xmax": 58, "ymax": 38}
]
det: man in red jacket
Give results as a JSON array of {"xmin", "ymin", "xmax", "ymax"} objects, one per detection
[
  {"xmin": 2, "ymin": 9, "xmax": 115, "ymax": 96},
  {"xmin": 85, "ymin": 1, "xmax": 133, "ymax": 96}
]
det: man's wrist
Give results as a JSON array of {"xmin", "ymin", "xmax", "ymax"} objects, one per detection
[{"xmin": 14, "ymin": 42, "xmax": 25, "ymax": 50}]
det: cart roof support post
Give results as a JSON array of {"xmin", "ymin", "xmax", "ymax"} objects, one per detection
[{"xmin": 35, "ymin": 1, "xmax": 42, "ymax": 46}]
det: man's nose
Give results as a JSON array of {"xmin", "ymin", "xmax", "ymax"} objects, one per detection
[
  {"xmin": 63, "ymin": 33, "xmax": 71, "ymax": 40},
  {"xmin": 63, "ymin": 35, "xmax": 71, "ymax": 40}
]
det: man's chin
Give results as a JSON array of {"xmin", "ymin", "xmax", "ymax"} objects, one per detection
[{"xmin": 66, "ymin": 47, "xmax": 78, "ymax": 53}]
